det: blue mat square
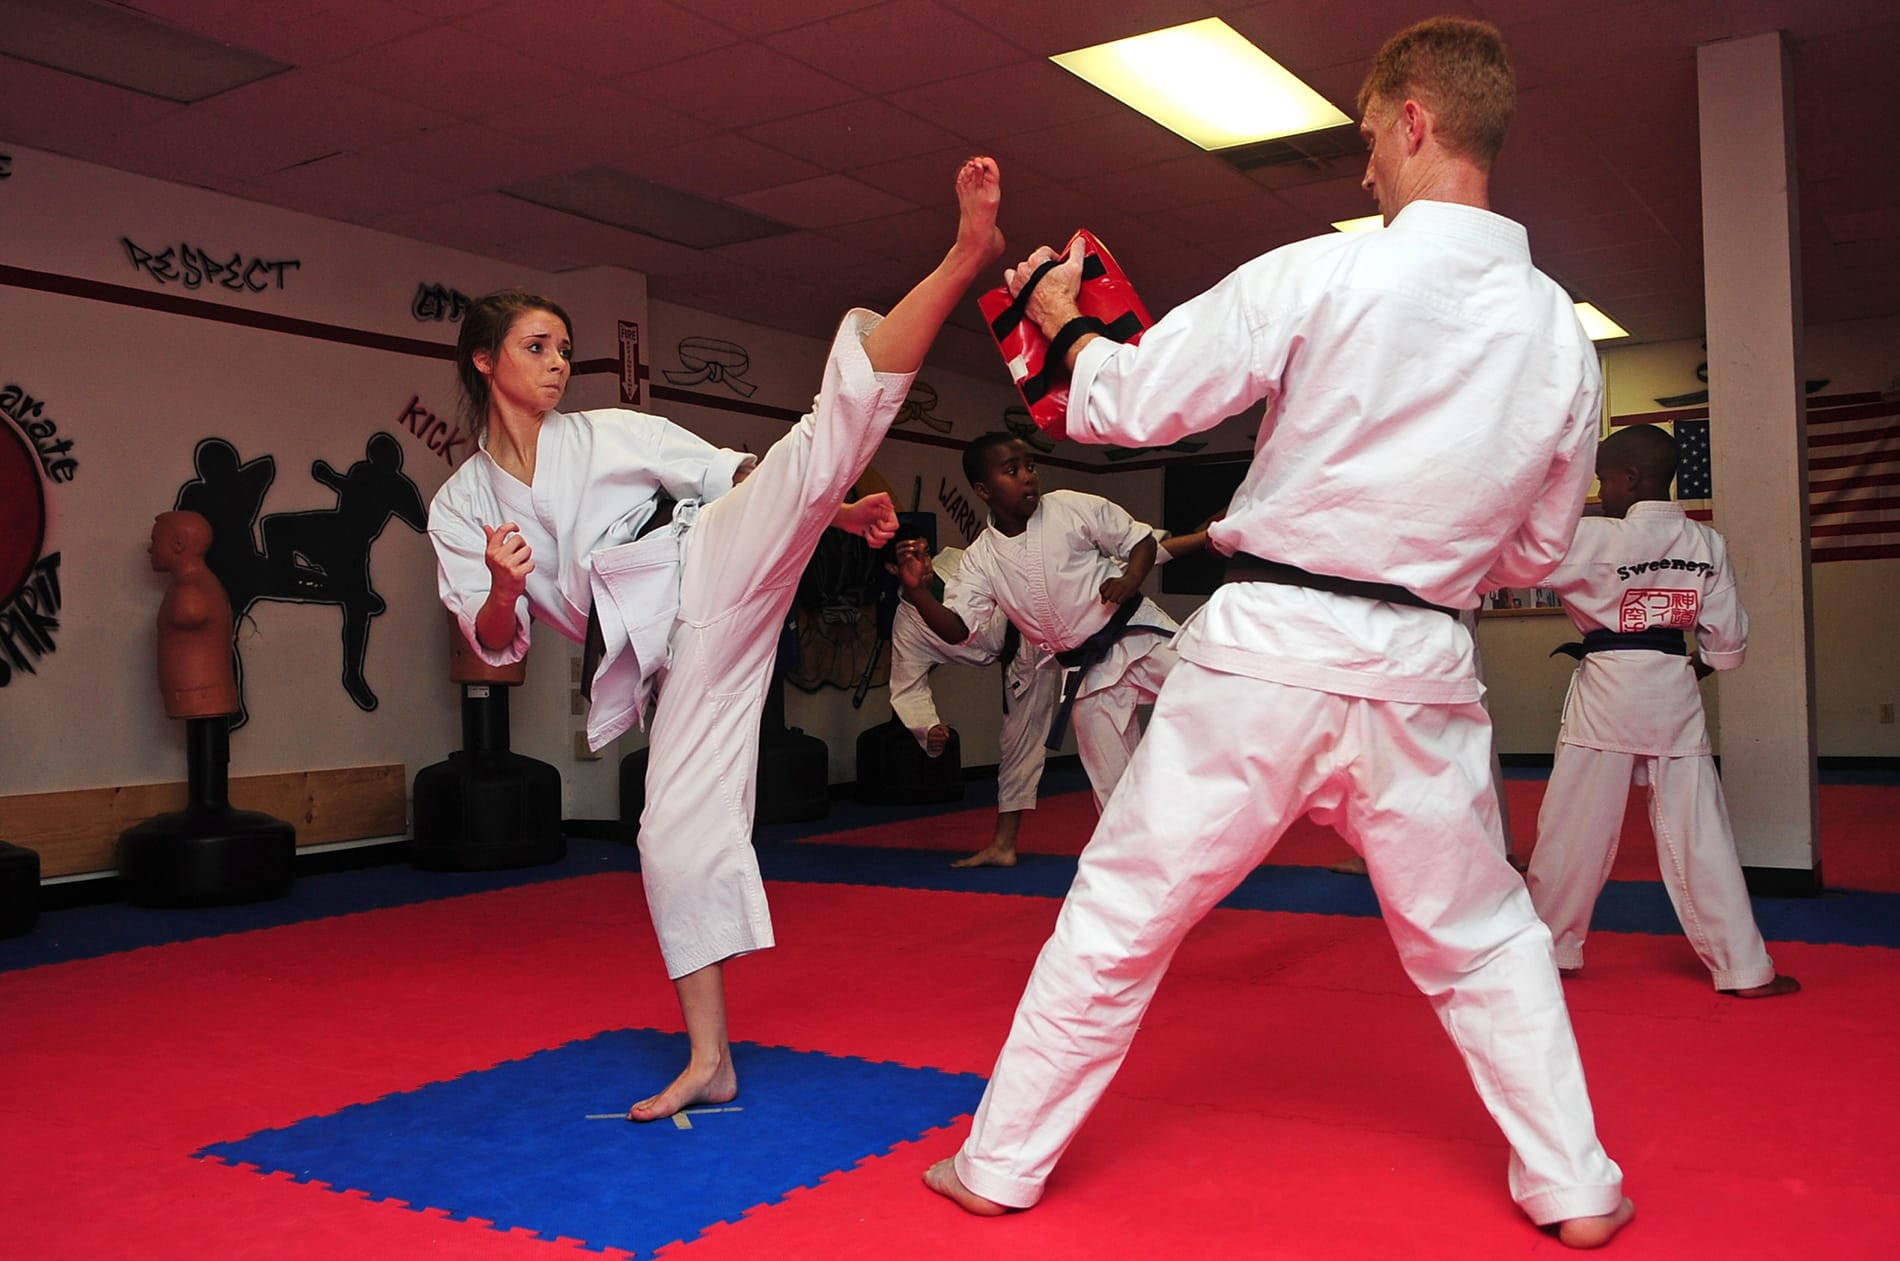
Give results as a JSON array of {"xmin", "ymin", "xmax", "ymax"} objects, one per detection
[{"xmin": 197, "ymin": 1029, "xmax": 986, "ymax": 1255}]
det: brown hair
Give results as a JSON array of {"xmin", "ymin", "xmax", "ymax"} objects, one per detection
[
  {"xmin": 455, "ymin": 289, "xmax": 575, "ymax": 437},
  {"xmin": 1356, "ymin": 17, "xmax": 1515, "ymax": 168}
]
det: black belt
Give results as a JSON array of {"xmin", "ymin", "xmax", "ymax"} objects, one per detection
[
  {"xmin": 1222, "ymin": 553, "xmax": 1457, "ymax": 618},
  {"xmin": 1044, "ymin": 598, "xmax": 1172, "ymax": 751},
  {"xmin": 581, "ymin": 495, "xmax": 677, "ymax": 701},
  {"xmin": 999, "ymin": 619, "xmax": 1021, "ymax": 715},
  {"xmin": 1551, "ymin": 627, "xmax": 1687, "ymax": 660}
]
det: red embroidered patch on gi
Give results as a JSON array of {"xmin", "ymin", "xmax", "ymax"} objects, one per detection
[{"xmin": 1620, "ymin": 588, "xmax": 1699, "ymax": 630}]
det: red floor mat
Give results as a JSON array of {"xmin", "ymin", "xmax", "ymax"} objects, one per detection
[
  {"xmin": 3, "ymin": 873, "xmax": 1895, "ymax": 1259},
  {"xmin": 825, "ymin": 780, "xmax": 1900, "ymax": 892}
]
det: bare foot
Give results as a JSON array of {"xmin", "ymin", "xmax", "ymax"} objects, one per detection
[
  {"xmin": 952, "ymin": 157, "xmax": 1005, "ymax": 271},
  {"xmin": 626, "ymin": 1053, "xmax": 738, "ymax": 1122},
  {"xmin": 1327, "ymin": 855, "xmax": 1368, "ymax": 876},
  {"xmin": 952, "ymin": 843, "xmax": 1018, "ymax": 869},
  {"xmin": 923, "ymin": 1157, "xmax": 1011, "ymax": 1216},
  {"xmin": 1557, "ymin": 1196, "xmax": 1635, "ymax": 1249},
  {"xmin": 1721, "ymin": 974, "xmax": 1801, "ymax": 999}
]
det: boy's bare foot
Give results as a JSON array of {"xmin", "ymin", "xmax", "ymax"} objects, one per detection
[
  {"xmin": 626, "ymin": 1053, "xmax": 738, "ymax": 1122},
  {"xmin": 1557, "ymin": 1196, "xmax": 1634, "ymax": 1249},
  {"xmin": 952, "ymin": 157, "xmax": 1005, "ymax": 272},
  {"xmin": 952, "ymin": 843, "xmax": 1018, "ymax": 868},
  {"xmin": 1721, "ymin": 974, "xmax": 1801, "ymax": 998},
  {"xmin": 924, "ymin": 1157, "xmax": 1011, "ymax": 1216},
  {"xmin": 1327, "ymin": 855, "xmax": 1368, "ymax": 876}
]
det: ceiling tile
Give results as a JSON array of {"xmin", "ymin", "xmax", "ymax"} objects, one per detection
[
  {"xmin": 742, "ymin": 98, "xmax": 962, "ymax": 170},
  {"xmin": 480, "ymin": 84, "xmax": 720, "ymax": 167},
  {"xmin": 0, "ymin": 52, "xmax": 185, "ymax": 153},
  {"xmin": 943, "ymin": 0, "xmax": 1257, "ymax": 57},
  {"xmin": 765, "ymin": 0, "xmax": 1025, "ymax": 93},
  {"xmin": 673, "ymin": 0, "xmax": 888, "ymax": 38},
  {"xmin": 987, "ymin": 110, "xmax": 1194, "ymax": 182},
  {"xmin": 115, "ymin": 0, "xmax": 434, "ymax": 67},
  {"xmin": 846, "ymin": 147, "xmax": 1053, "ymax": 207},
  {"xmin": 726, "ymin": 174, "xmax": 916, "ymax": 228},
  {"xmin": 320, "ymin": 26, "xmax": 568, "ymax": 120},
  {"xmin": 631, "ymin": 132, "xmax": 827, "ymax": 198},
  {"xmin": 356, "ymin": 123, "xmax": 578, "ymax": 192},
  {"xmin": 1067, "ymin": 155, "xmax": 1264, "ymax": 217},
  {"xmin": 884, "ymin": 60, "xmax": 1121, "ymax": 144},
  {"xmin": 453, "ymin": 0, "xmax": 741, "ymax": 78},
  {"xmin": 617, "ymin": 42, "xmax": 862, "ymax": 129}
]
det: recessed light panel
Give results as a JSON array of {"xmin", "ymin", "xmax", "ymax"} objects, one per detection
[{"xmin": 1052, "ymin": 18, "xmax": 1350, "ymax": 151}]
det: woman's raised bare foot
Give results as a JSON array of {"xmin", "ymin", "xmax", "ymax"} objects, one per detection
[
  {"xmin": 1722, "ymin": 974, "xmax": 1801, "ymax": 998},
  {"xmin": 952, "ymin": 843, "xmax": 1018, "ymax": 869},
  {"xmin": 923, "ymin": 1157, "xmax": 1011, "ymax": 1216},
  {"xmin": 626, "ymin": 1053, "xmax": 738, "ymax": 1122},
  {"xmin": 1557, "ymin": 1196, "xmax": 1634, "ymax": 1249},
  {"xmin": 951, "ymin": 157, "xmax": 1005, "ymax": 272}
]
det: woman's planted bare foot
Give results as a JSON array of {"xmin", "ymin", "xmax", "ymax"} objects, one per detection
[
  {"xmin": 924, "ymin": 1157, "xmax": 1011, "ymax": 1216},
  {"xmin": 626, "ymin": 1053, "xmax": 738, "ymax": 1122},
  {"xmin": 1722, "ymin": 974, "xmax": 1801, "ymax": 999},
  {"xmin": 1557, "ymin": 1197, "xmax": 1634, "ymax": 1249},
  {"xmin": 952, "ymin": 156, "xmax": 1005, "ymax": 271},
  {"xmin": 951, "ymin": 843, "xmax": 1018, "ymax": 869}
]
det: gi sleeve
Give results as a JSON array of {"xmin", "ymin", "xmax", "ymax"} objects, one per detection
[
  {"xmin": 428, "ymin": 493, "xmax": 531, "ymax": 667},
  {"xmin": 1695, "ymin": 533, "xmax": 1748, "ymax": 669},
  {"xmin": 1067, "ymin": 258, "xmax": 1278, "ymax": 449},
  {"xmin": 1482, "ymin": 370, "xmax": 1603, "ymax": 590},
  {"xmin": 642, "ymin": 414, "xmax": 754, "ymax": 503},
  {"xmin": 888, "ymin": 607, "xmax": 946, "ymax": 747},
  {"xmin": 940, "ymin": 551, "xmax": 999, "ymax": 648}
]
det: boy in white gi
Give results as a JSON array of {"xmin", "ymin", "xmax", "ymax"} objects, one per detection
[
  {"xmin": 884, "ymin": 524, "xmax": 1060, "ymax": 867},
  {"xmin": 925, "ymin": 19, "xmax": 1633, "ymax": 1248},
  {"xmin": 1527, "ymin": 423, "xmax": 1800, "ymax": 998},
  {"xmin": 898, "ymin": 434, "xmax": 1199, "ymax": 813},
  {"xmin": 429, "ymin": 157, "xmax": 1007, "ymax": 1124}
]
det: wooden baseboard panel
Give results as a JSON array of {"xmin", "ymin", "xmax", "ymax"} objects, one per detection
[{"xmin": 0, "ymin": 764, "xmax": 407, "ymax": 878}]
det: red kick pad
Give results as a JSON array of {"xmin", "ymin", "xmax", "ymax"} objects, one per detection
[{"xmin": 978, "ymin": 230, "xmax": 1154, "ymax": 440}]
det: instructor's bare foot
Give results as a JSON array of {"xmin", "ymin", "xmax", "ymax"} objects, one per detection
[
  {"xmin": 924, "ymin": 1157, "xmax": 1011, "ymax": 1216},
  {"xmin": 1722, "ymin": 973, "xmax": 1801, "ymax": 999},
  {"xmin": 626, "ymin": 1053, "xmax": 738, "ymax": 1122},
  {"xmin": 1557, "ymin": 1196, "xmax": 1634, "ymax": 1249},
  {"xmin": 952, "ymin": 157, "xmax": 1005, "ymax": 272},
  {"xmin": 952, "ymin": 843, "xmax": 1018, "ymax": 868}
]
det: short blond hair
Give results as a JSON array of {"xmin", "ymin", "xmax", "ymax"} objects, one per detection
[{"xmin": 1357, "ymin": 17, "xmax": 1515, "ymax": 168}]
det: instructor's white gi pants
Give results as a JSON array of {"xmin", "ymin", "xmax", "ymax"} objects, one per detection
[
  {"xmin": 1527, "ymin": 745, "xmax": 1776, "ymax": 990},
  {"xmin": 638, "ymin": 320, "xmax": 906, "ymax": 979},
  {"xmin": 955, "ymin": 662, "xmax": 1624, "ymax": 1226}
]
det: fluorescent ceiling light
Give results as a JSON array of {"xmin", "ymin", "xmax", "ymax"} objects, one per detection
[
  {"xmin": 0, "ymin": 0, "xmax": 286, "ymax": 103},
  {"xmin": 1330, "ymin": 214, "xmax": 1383, "ymax": 233},
  {"xmin": 1572, "ymin": 302, "xmax": 1629, "ymax": 341},
  {"xmin": 1052, "ymin": 18, "xmax": 1350, "ymax": 151}
]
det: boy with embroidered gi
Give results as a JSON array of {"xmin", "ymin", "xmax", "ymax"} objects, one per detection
[
  {"xmin": 898, "ymin": 434, "xmax": 1201, "ymax": 813},
  {"xmin": 1526, "ymin": 423, "xmax": 1799, "ymax": 999},
  {"xmin": 924, "ymin": 19, "xmax": 1632, "ymax": 1248},
  {"xmin": 884, "ymin": 525, "xmax": 1060, "ymax": 867}
]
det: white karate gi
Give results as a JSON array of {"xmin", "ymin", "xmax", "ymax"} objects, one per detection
[
  {"xmin": 430, "ymin": 310, "xmax": 914, "ymax": 977},
  {"xmin": 889, "ymin": 547, "xmax": 1058, "ymax": 813},
  {"xmin": 944, "ymin": 489, "xmax": 1179, "ymax": 811},
  {"xmin": 1526, "ymin": 501, "xmax": 1774, "ymax": 990},
  {"xmin": 953, "ymin": 201, "xmax": 1624, "ymax": 1227}
]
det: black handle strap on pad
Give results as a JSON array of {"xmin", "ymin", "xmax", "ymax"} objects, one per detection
[{"xmin": 988, "ymin": 250, "xmax": 1110, "ymax": 341}]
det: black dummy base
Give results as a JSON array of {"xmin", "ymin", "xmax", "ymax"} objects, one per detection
[
  {"xmin": 412, "ymin": 683, "xmax": 564, "ymax": 871},
  {"xmin": 855, "ymin": 718, "xmax": 964, "ymax": 806},
  {"xmin": 118, "ymin": 718, "xmax": 296, "ymax": 907},
  {"xmin": 0, "ymin": 840, "xmax": 41, "ymax": 938}
]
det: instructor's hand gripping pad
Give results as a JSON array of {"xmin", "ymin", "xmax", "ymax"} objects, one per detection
[{"xmin": 978, "ymin": 230, "xmax": 1153, "ymax": 440}]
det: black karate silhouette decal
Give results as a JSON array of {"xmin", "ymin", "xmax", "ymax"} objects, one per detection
[{"xmin": 175, "ymin": 432, "xmax": 426, "ymax": 724}]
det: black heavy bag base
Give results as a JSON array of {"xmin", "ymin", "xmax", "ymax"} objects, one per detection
[
  {"xmin": 0, "ymin": 840, "xmax": 41, "ymax": 938},
  {"xmin": 117, "ymin": 808, "xmax": 296, "ymax": 908},
  {"xmin": 756, "ymin": 729, "xmax": 831, "ymax": 825},
  {"xmin": 412, "ymin": 751, "xmax": 565, "ymax": 872},
  {"xmin": 855, "ymin": 719, "xmax": 964, "ymax": 806}
]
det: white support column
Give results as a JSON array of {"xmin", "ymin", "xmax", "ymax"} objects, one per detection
[{"xmin": 1697, "ymin": 32, "xmax": 1819, "ymax": 887}]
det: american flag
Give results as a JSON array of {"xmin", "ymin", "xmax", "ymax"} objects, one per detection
[{"xmin": 1609, "ymin": 393, "xmax": 1900, "ymax": 562}]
